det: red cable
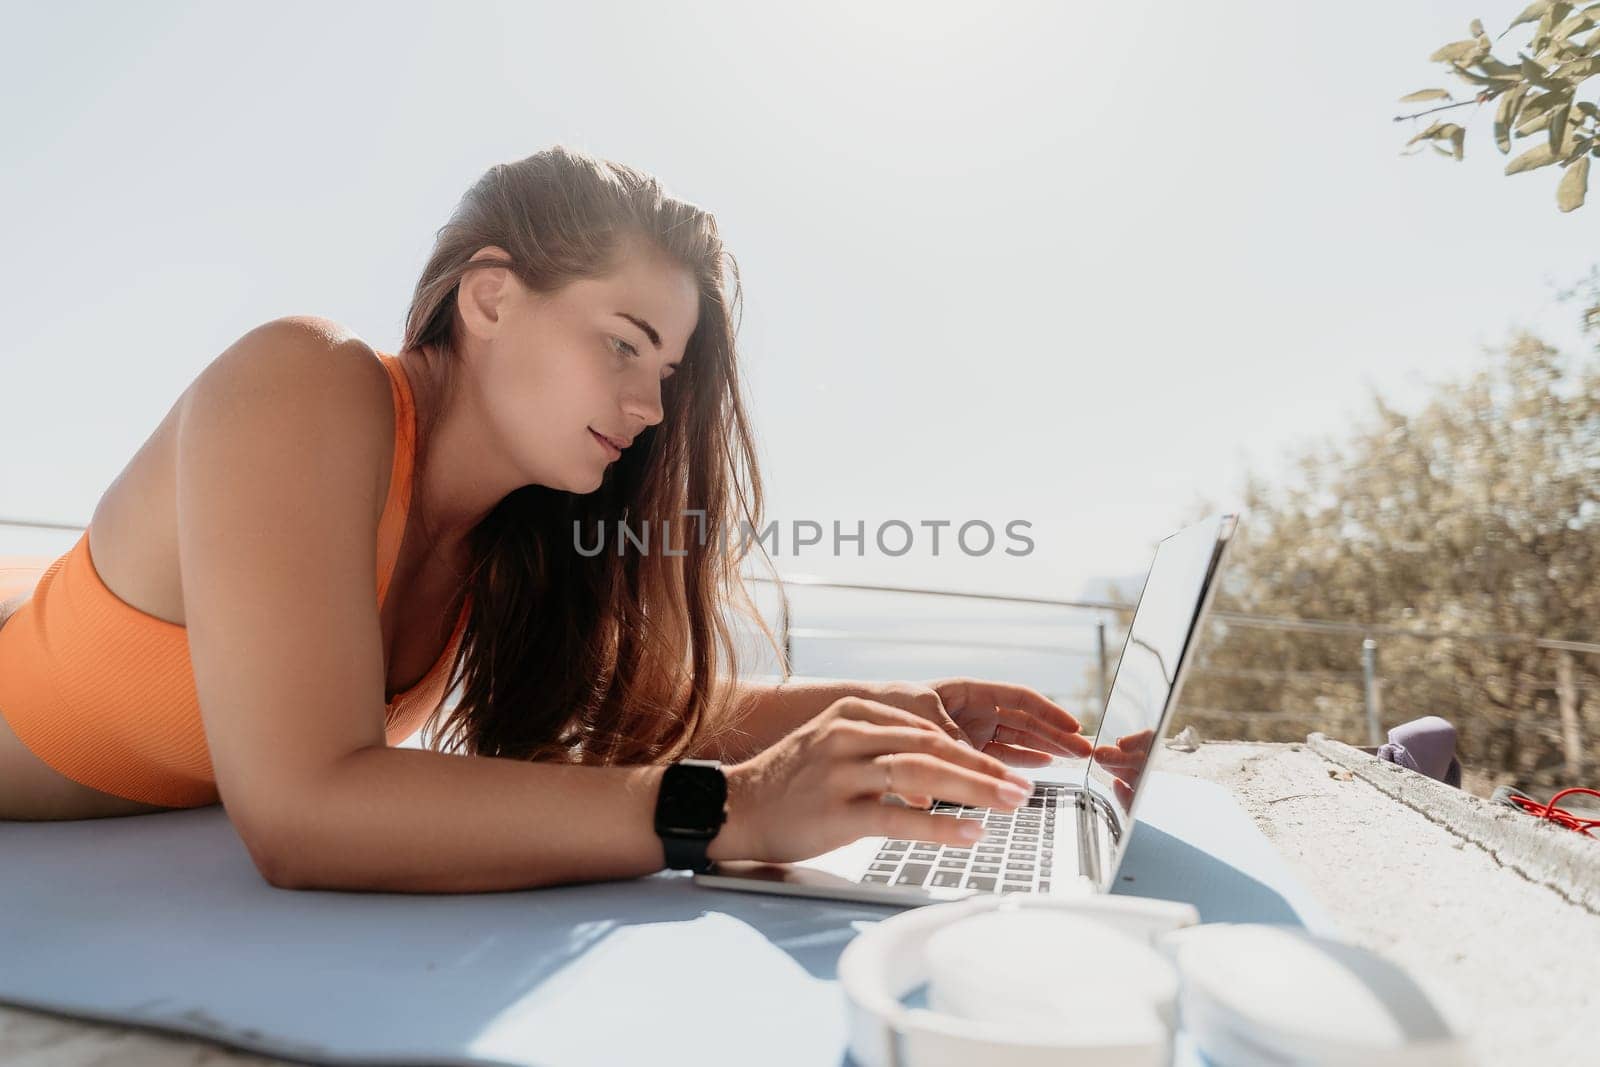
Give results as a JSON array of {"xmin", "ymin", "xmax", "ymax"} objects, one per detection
[{"xmin": 1506, "ymin": 787, "xmax": 1600, "ymax": 837}]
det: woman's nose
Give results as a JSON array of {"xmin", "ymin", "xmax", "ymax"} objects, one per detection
[{"xmin": 624, "ymin": 377, "xmax": 665, "ymax": 427}]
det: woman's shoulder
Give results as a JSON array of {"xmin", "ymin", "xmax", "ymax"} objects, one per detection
[
  {"xmin": 176, "ymin": 316, "xmax": 399, "ymax": 499},
  {"xmin": 181, "ymin": 316, "xmax": 395, "ymax": 439}
]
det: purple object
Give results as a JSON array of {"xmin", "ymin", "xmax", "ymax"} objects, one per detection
[{"xmin": 1378, "ymin": 715, "xmax": 1462, "ymax": 787}]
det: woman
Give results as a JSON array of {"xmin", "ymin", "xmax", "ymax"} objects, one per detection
[{"xmin": 0, "ymin": 146, "xmax": 1090, "ymax": 891}]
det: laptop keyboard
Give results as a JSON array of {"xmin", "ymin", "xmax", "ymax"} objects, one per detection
[{"xmin": 859, "ymin": 782, "xmax": 1066, "ymax": 893}]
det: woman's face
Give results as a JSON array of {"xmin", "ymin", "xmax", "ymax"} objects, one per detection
[{"xmin": 460, "ymin": 240, "xmax": 699, "ymax": 494}]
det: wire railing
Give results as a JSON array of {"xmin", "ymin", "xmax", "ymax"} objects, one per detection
[
  {"xmin": 743, "ymin": 571, "xmax": 1599, "ymax": 778},
  {"xmin": 6, "ymin": 515, "xmax": 1595, "ymax": 777}
]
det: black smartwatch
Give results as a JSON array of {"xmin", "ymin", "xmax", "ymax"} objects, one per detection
[{"xmin": 653, "ymin": 758, "xmax": 728, "ymax": 873}]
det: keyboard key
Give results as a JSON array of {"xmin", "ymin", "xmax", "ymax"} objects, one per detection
[
  {"xmin": 869, "ymin": 862, "xmax": 899, "ymax": 873},
  {"xmin": 1039, "ymin": 880, "xmax": 1051, "ymax": 891},
  {"xmin": 913, "ymin": 841, "xmax": 942, "ymax": 850},
  {"xmin": 971, "ymin": 863, "xmax": 1000, "ymax": 876},
  {"xmin": 936, "ymin": 860, "xmax": 966, "ymax": 871},
  {"xmin": 930, "ymin": 870, "xmax": 964, "ymax": 888},
  {"xmin": 875, "ymin": 850, "xmax": 905, "ymax": 863},
  {"xmin": 965, "ymin": 875, "xmax": 997, "ymax": 891},
  {"xmin": 862, "ymin": 873, "xmax": 892, "ymax": 884},
  {"xmin": 895, "ymin": 864, "xmax": 932, "ymax": 887},
  {"xmin": 883, "ymin": 841, "xmax": 910, "ymax": 851},
  {"xmin": 909, "ymin": 851, "xmax": 939, "ymax": 862}
]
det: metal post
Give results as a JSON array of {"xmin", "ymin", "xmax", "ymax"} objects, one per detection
[
  {"xmin": 1096, "ymin": 619, "xmax": 1110, "ymax": 709},
  {"xmin": 779, "ymin": 593, "xmax": 793, "ymax": 680},
  {"xmin": 1362, "ymin": 637, "xmax": 1383, "ymax": 746},
  {"xmin": 1556, "ymin": 650, "xmax": 1584, "ymax": 779}
]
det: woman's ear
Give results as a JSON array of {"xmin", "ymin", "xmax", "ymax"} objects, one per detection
[{"xmin": 457, "ymin": 246, "xmax": 518, "ymax": 343}]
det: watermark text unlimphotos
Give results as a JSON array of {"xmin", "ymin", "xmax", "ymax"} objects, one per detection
[{"xmin": 572, "ymin": 514, "xmax": 1035, "ymax": 559}]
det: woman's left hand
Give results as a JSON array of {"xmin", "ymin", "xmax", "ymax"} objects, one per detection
[{"xmin": 866, "ymin": 677, "xmax": 1093, "ymax": 769}]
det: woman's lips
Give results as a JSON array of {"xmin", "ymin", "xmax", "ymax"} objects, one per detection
[{"xmin": 589, "ymin": 428, "xmax": 621, "ymax": 460}]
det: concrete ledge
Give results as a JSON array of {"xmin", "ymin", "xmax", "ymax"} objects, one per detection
[{"xmin": 1307, "ymin": 733, "xmax": 1600, "ymax": 915}]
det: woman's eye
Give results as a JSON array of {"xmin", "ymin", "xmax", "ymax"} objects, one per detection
[{"xmin": 610, "ymin": 336, "xmax": 640, "ymax": 359}]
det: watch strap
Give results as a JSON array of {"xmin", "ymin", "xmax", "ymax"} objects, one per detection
[{"xmin": 660, "ymin": 834, "xmax": 715, "ymax": 874}]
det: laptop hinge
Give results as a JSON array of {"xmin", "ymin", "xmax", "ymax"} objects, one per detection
[{"xmin": 1076, "ymin": 793, "xmax": 1100, "ymax": 886}]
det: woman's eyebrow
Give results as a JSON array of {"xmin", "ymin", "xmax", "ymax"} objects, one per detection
[{"xmin": 613, "ymin": 312, "xmax": 661, "ymax": 350}]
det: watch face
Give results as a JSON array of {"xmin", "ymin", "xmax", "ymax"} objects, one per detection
[{"xmin": 657, "ymin": 763, "xmax": 727, "ymax": 835}]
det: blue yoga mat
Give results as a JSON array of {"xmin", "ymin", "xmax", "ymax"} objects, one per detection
[{"xmin": 0, "ymin": 770, "xmax": 1334, "ymax": 1066}]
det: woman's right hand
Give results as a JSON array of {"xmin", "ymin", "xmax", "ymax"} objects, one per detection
[{"xmin": 709, "ymin": 696, "xmax": 1039, "ymax": 865}]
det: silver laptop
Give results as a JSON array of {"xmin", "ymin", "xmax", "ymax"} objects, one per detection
[{"xmin": 695, "ymin": 513, "xmax": 1238, "ymax": 906}]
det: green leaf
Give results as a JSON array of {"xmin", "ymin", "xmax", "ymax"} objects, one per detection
[
  {"xmin": 1450, "ymin": 125, "xmax": 1467, "ymax": 160},
  {"xmin": 1550, "ymin": 101, "xmax": 1573, "ymax": 153},
  {"xmin": 1563, "ymin": 135, "xmax": 1594, "ymax": 163},
  {"xmin": 1431, "ymin": 39, "xmax": 1483, "ymax": 63},
  {"xmin": 1520, "ymin": 88, "xmax": 1574, "ymax": 122},
  {"xmin": 1477, "ymin": 57, "xmax": 1523, "ymax": 78},
  {"xmin": 1553, "ymin": 11, "xmax": 1598, "ymax": 39},
  {"xmin": 1517, "ymin": 107, "xmax": 1559, "ymax": 136},
  {"xmin": 1536, "ymin": 3, "xmax": 1574, "ymax": 46},
  {"xmin": 1448, "ymin": 66, "xmax": 1499, "ymax": 86},
  {"xmin": 1557, "ymin": 153, "xmax": 1590, "ymax": 209},
  {"xmin": 1506, "ymin": 142, "xmax": 1561, "ymax": 172},
  {"xmin": 1407, "ymin": 120, "xmax": 1447, "ymax": 146},
  {"xmin": 1496, "ymin": 84, "xmax": 1531, "ymax": 152},
  {"xmin": 1520, "ymin": 55, "xmax": 1563, "ymax": 88},
  {"xmin": 1552, "ymin": 54, "xmax": 1600, "ymax": 79},
  {"xmin": 1507, "ymin": 0, "xmax": 1556, "ymax": 33},
  {"xmin": 1471, "ymin": 18, "xmax": 1486, "ymax": 37},
  {"xmin": 1399, "ymin": 88, "xmax": 1454, "ymax": 102}
]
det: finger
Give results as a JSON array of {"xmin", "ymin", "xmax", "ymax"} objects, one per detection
[
  {"xmin": 859, "ymin": 752, "xmax": 1032, "ymax": 812},
  {"xmin": 993, "ymin": 710, "xmax": 1094, "ymax": 757},
  {"xmin": 1117, "ymin": 729, "xmax": 1155, "ymax": 755},
  {"xmin": 1092, "ymin": 742, "xmax": 1148, "ymax": 768},
  {"xmin": 855, "ymin": 798, "xmax": 990, "ymax": 850},
  {"xmin": 911, "ymin": 693, "xmax": 970, "ymax": 746},
  {"xmin": 959, "ymin": 679, "xmax": 1084, "ymax": 735},
  {"xmin": 933, "ymin": 704, "xmax": 971, "ymax": 746},
  {"xmin": 837, "ymin": 725, "xmax": 1032, "ymax": 787},
  {"xmin": 835, "ymin": 699, "xmax": 947, "ymax": 735},
  {"xmin": 979, "ymin": 739, "xmax": 1057, "ymax": 767}
]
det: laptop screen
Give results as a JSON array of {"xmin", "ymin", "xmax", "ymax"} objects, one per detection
[{"xmin": 1082, "ymin": 514, "xmax": 1234, "ymax": 872}]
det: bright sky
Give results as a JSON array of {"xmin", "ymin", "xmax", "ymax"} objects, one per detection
[{"xmin": 2, "ymin": 0, "xmax": 1593, "ymax": 602}]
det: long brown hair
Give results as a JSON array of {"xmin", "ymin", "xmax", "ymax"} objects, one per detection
[{"xmin": 400, "ymin": 146, "xmax": 782, "ymax": 766}]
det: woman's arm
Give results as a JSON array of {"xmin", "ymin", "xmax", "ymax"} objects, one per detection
[{"xmin": 267, "ymin": 748, "xmax": 701, "ymax": 891}]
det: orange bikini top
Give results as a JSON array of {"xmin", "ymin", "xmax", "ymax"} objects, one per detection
[{"xmin": 0, "ymin": 350, "xmax": 470, "ymax": 807}]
